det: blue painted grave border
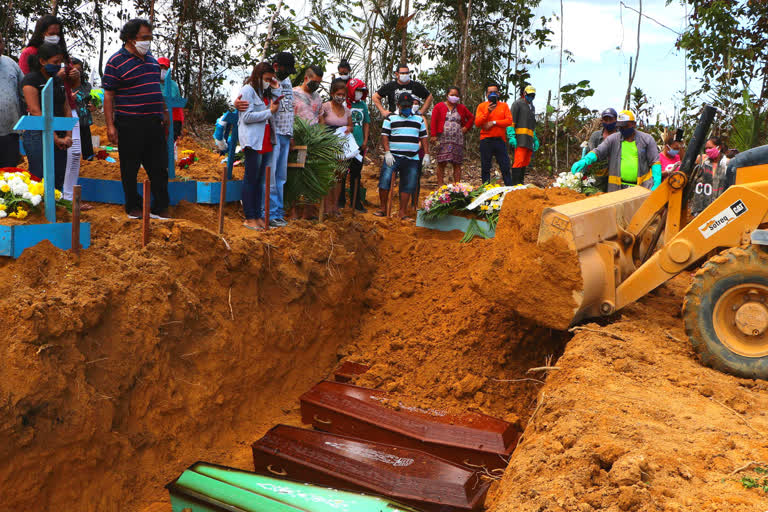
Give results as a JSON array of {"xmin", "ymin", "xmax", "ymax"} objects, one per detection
[{"xmin": 0, "ymin": 222, "xmax": 91, "ymax": 258}]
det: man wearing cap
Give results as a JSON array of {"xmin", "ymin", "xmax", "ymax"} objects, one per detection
[
  {"xmin": 158, "ymin": 57, "xmax": 184, "ymax": 141},
  {"xmin": 507, "ymin": 85, "xmax": 539, "ymax": 185},
  {"xmin": 586, "ymin": 107, "xmax": 618, "ymax": 191},
  {"xmin": 571, "ymin": 110, "xmax": 661, "ymax": 191},
  {"xmin": 376, "ymin": 92, "xmax": 429, "ymax": 220}
]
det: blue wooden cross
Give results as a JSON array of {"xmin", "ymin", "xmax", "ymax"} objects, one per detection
[
  {"xmin": 163, "ymin": 66, "xmax": 188, "ymax": 179},
  {"xmin": 14, "ymin": 78, "xmax": 77, "ymax": 223}
]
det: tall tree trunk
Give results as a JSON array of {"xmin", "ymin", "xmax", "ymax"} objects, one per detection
[
  {"xmin": 51, "ymin": 0, "xmax": 58, "ymax": 16},
  {"xmin": 399, "ymin": 0, "xmax": 410, "ymax": 67},
  {"xmin": 260, "ymin": 0, "xmax": 284, "ymax": 61},
  {"xmin": 457, "ymin": 0, "xmax": 472, "ymax": 96},
  {"xmin": 624, "ymin": 0, "xmax": 642, "ymax": 110},
  {"xmin": 149, "ymin": 0, "xmax": 156, "ymax": 24},
  {"xmin": 172, "ymin": 0, "xmax": 189, "ymax": 74},
  {"xmin": 554, "ymin": 0, "xmax": 563, "ymax": 173},
  {"xmin": 96, "ymin": 0, "xmax": 105, "ymax": 77}
]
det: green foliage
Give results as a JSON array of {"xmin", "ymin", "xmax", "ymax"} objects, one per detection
[
  {"xmin": 729, "ymin": 89, "xmax": 768, "ymax": 152},
  {"xmin": 284, "ymin": 117, "xmax": 344, "ymax": 207}
]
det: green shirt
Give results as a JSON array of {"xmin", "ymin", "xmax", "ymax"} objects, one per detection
[
  {"xmin": 350, "ymin": 100, "xmax": 370, "ymax": 147},
  {"xmin": 620, "ymin": 140, "xmax": 639, "ymax": 185}
]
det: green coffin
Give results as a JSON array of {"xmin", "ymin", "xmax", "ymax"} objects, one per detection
[{"xmin": 167, "ymin": 462, "xmax": 423, "ymax": 512}]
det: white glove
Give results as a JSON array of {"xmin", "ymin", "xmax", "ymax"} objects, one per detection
[
  {"xmin": 215, "ymin": 139, "xmax": 228, "ymax": 151},
  {"xmin": 422, "ymin": 154, "xmax": 431, "ymax": 166},
  {"xmin": 384, "ymin": 151, "xmax": 395, "ymax": 166}
]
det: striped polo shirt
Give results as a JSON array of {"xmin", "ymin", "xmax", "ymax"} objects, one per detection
[
  {"xmin": 381, "ymin": 113, "xmax": 427, "ymax": 160},
  {"xmin": 102, "ymin": 48, "xmax": 165, "ymax": 118}
]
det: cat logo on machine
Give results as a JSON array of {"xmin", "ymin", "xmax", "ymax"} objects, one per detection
[{"xmin": 698, "ymin": 199, "xmax": 748, "ymax": 239}]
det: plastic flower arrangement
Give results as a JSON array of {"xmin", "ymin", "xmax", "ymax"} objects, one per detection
[
  {"xmin": 551, "ymin": 171, "xmax": 599, "ymax": 195},
  {"xmin": 421, "ymin": 181, "xmax": 529, "ymax": 242},
  {"xmin": 0, "ymin": 168, "xmax": 68, "ymax": 220}
]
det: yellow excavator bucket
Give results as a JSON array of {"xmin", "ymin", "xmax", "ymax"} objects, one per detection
[{"xmin": 538, "ymin": 187, "xmax": 650, "ymax": 325}]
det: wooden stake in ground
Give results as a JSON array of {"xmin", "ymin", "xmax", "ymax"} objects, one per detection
[
  {"xmin": 351, "ymin": 176, "xmax": 359, "ymax": 216},
  {"xmin": 217, "ymin": 165, "xmax": 227, "ymax": 234},
  {"xmin": 386, "ymin": 168, "xmax": 397, "ymax": 217},
  {"xmin": 264, "ymin": 165, "xmax": 271, "ymax": 229},
  {"xmin": 71, "ymin": 185, "xmax": 81, "ymax": 256},
  {"xmin": 142, "ymin": 180, "xmax": 150, "ymax": 247}
]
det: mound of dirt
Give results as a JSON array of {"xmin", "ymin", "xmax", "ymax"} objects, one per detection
[
  {"xmin": 344, "ymin": 191, "xmax": 576, "ymax": 421},
  {"xmin": 0, "ymin": 204, "xmax": 378, "ymax": 511},
  {"xmin": 488, "ymin": 275, "xmax": 768, "ymax": 511},
  {"xmin": 471, "ymin": 187, "xmax": 584, "ymax": 330}
]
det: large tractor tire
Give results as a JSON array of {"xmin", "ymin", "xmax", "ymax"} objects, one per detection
[{"xmin": 683, "ymin": 246, "xmax": 768, "ymax": 379}]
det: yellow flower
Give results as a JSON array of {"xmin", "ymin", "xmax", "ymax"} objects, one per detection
[
  {"xmin": 55, "ymin": 190, "xmax": 62, "ymax": 200},
  {"xmin": 480, "ymin": 204, "xmax": 489, "ymax": 211},
  {"xmin": 0, "ymin": 204, "xmax": 6, "ymax": 211},
  {"xmin": 0, "ymin": 184, "xmax": 8, "ymax": 193},
  {"xmin": 492, "ymin": 195, "xmax": 500, "ymax": 200}
]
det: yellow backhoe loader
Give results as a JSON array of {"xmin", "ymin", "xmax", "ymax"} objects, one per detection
[{"xmin": 539, "ymin": 105, "xmax": 768, "ymax": 379}]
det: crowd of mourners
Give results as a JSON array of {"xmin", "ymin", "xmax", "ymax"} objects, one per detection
[{"xmin": 0, "ymin": 16, "xmax": 736, "ymax": 227}]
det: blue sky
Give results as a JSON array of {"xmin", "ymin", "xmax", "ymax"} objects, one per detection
[{"xmin": 524, "ymin": 0, "xmax": 692, "ymax": 120}]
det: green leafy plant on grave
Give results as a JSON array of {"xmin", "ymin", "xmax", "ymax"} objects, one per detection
[
  {"xmin": 285, "ymin": 117, "xmax": 345, "ymax": 207},
  {"xmin": 739, "ymin": 466, "xmax": 768, "ymax": 493}
]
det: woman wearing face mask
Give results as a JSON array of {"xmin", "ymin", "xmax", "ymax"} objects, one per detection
[
  {"xmin": 691, "ymin": 136, "xmax": 729, "ymax": 218},
  {"xmin": 19, "ymin": 15, "xmax": 67, "ymax": 75},
  {"xmin": 659, "ymin": 131, "xmax": 683, "ymax": 179},
  {"xmin": 430, "ymin": 86, "xmax": 474, "ymax": 186},
  {"xmin": 237, "ymin": 62, "xmax": 280, "ymax": 230},
  {"xmin": 20, "ymin": 43, "xmax": 73, "ymax": 189},
  {"xmin": 320, "ymin": 79, "xmax": 353, "ymax": 216}
]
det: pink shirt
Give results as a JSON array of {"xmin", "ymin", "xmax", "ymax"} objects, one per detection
[
  {"xmin": 660, "ymin": 152, "xmax": 681, "ymax": 172},
  {"xmin": 321, "ymin": 102, "xmax": 351, "ymax": 127},
  {"xmin": 293, "ymin": 87, "xmax": 322, "ymax": 124}
]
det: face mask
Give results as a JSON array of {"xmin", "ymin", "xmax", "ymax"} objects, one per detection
[
  {"xmin": 603, "ymin": 122, "xmax": 616, "ymax": 132},
  {"xmin": 354, "ymin": 91, "xmax": 363, "ymax": 101},
  {"xmin": 338, "ymin": 74, "xmax": 349, "ymax": 80},
  {"xmin": 706, "ymin": 147, "xmax": 720, "ymax": 160},
  {"xmin": 134, "ymin": 40, "xmax": 151, "ymax": 56},
  {"xmin": 44, "ymin": 35, "xmax": 60, "ymax": 45},
  {"xmin": 525, "ymin": 94, "xmax": 535, "ymax": 103},
  {"xmin": 398, "ymin": 73, "xmax": 410, "ymax": 84},
  {"xmin": 488, "ymin": 92, "xmax": 499, "ymax": 102},
  {"xmin": 400, "ymin": 107, "xmax": 412, "ymax": 116},
  {"xmin": 262, "ymin": 80, "xmax": 273, "ymax": 91},
  {"xmin": 333, "ymin": 95, "xmax": 346, "ymax": 104},
  {"xmin": 447, "ymin": 95, "xmax": 460, "ymax": 104},
  {"xmin": 619, "ymin": 126, "xmax": 635, "ymax": 138},
  {"xmin": 667, "ymin": 147, "xmax": 679, "ymax": 157},
  {"xmin": 43, "ymin": 63, "xmax": 60, "ymax": 75},
  {"xmin": 276, "ymin": 70, "xmax": 289, "ymax": 80},
  {"xmin": 160, "ymin": 69, "xmax": 168, "ymax": 80},
  {"xmin": 306, "ymin": 80, "xmax": 320, "ymax": 93}
]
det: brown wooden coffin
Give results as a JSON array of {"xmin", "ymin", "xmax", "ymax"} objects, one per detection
[
  {"xmin": 333, "ymin": 361, "xmax": 371, "ymax": 383},
  {"xmin": 299, "ymin": 380, "xmax": 519, "ymax": 471},
  {"xmin": 252, "ymin": 424, "xmax": 490, "ymax": 512}
]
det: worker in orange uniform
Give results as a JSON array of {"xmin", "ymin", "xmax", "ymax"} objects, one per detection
[
  {"xmin": 475, "ymin": 83, "xmax": 513, "ymax": 185},
  {"xmin": 507, "ymin": 85, "xmax": 539, "ymax": 185}
]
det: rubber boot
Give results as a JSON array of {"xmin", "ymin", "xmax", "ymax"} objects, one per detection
[{"xmin": 511, "ymin": 167, "xmax": 525, "ymax": 186}]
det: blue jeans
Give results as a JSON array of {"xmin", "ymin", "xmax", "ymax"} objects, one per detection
[
  {"xmin": 479, "ymin": 137, "xmax": 512, "ymax": 185},
  {"xmin": 242, "ymin": 148, "xmax": 270, "ymax": 220},
  {"xmin": 378, "ymin": 156, "xmax": 419, "ymax": 194},
  {"xmin": 22, "ymin": 130, "xmax": 68, "ymax": 190},
  {"xmin": 267, "ymin": 133, "xmax": 291, "ymax": 219}
]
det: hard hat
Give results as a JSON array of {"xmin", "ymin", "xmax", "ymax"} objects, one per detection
[
  {"xmin": 524, "ymin": 85, "xmax": 536, "ymax": 95},
  {"xmin": 617, "ymin": 110, "xmax": 636, "ymax": 125},
  {"xmin": 600, "ymin": 108, "xmax": 618, "ymax": 119}
]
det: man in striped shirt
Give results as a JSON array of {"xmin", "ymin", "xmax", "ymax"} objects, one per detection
[
  {"xmin": 376, "ymin": 92, "xmax": 429, "ymax": 220},
  {"xmin": 103, "ymin": 18, "xmax": 170, "ymax": 219}
]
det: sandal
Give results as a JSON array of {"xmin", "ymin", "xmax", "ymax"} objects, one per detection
[
  {"xmin": 243, "ymin": 223, "xmax": 264, "ymax": 231},
  {"xmin": 373, "ymin": 210, "xmax": 387, "ymax": 217},
  {"xmin": 400, "ymin": 216, "xmax": 414, "ymax": 222}
]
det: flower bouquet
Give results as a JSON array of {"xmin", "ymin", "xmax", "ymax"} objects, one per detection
[
  {"xmin": 551, "ymin": 171, "xmax": 600, "ymax": 195},
  {"xmin": 0, "ymin": 169, "xmax": 68, "ymax": 220},
  {"xmin": 421, "ymin": 182, "xmax": 528, "ymax": 242}
]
